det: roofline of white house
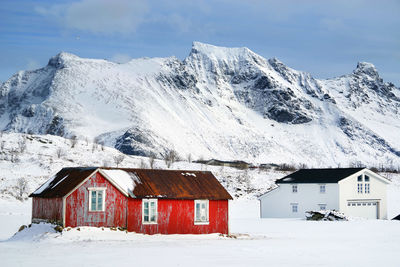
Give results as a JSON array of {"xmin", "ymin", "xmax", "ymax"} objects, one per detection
[
  {"xmin": 338, "ymin": 168, "xmax": 391, "ymax": 185},
  {"xmin": 258, "ymin": 168, "xmax": 390, "ymax": 200},
  {"xmin": 257, "ymin": 186, "xmax": 279, "ymax": 199}
]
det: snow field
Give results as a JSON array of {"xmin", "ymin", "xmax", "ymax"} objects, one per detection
[
  {"xmin": 1, "ymin": 199, "xmax": 400, "ymax": 267},
  {"xmin": 1, "ymin": 132, "xmax": 400, "ymax": 266}
]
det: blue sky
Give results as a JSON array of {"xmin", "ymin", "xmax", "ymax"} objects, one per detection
[{"xmin": 1, "ymin": 0, "xmax": 399, "ymax": 85}]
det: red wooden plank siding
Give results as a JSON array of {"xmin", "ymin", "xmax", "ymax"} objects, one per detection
[
  {"xmin": 32, "ymin": 197, "xmax": 63, "ymax": 224},
  {"xmin": 31, "ymin": 169, "xmax": 230, "ymax": 234},
  {"xmin": 127, "ymin": 199, "xmax": 229, "ymax": 234},
  {"xmin": 65, "ymin": 172, "xmax": 127, "ymax": 228}
]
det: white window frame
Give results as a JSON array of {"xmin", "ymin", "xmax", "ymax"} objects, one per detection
[
  {"xmin": 88, "ymin": 187, "xmax": 106, "ymax": 212},
  {"xmin": 292, "ymin": 185, "xmax": 298, "ymax": 193},
  {"xmin": 319, "ymin": 184, "xmax": 326, "ymax": 194},
  {"xmin": 194, "ymin": 200, "xmax": 209, "ymax": 225},
  {"xmin": 365, "ymin": 183, "xmax": 370, "ymax": 194},
  {"xmin": 357, "ymin": 183, "xmax": 363, "ymax": 194},
  {"xmin": 319, "ymin": 204, "xmax": 327, "ymax": 211},
  {"xmin": 142, "ymin": 199, "xmax": 158, "ymax": 224},
  {"xmin": 291, "ymin": 203, "xmax": 298, "ymax": 213}
]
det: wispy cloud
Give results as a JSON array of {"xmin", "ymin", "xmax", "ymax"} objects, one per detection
[{"xmin": 35, "ymin": 0, "xmax": 149, "ymax": 35}]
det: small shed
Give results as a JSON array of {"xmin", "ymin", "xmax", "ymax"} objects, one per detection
[{"xmin": 29, "ymin": 167, "xmax": 232, "ymax": 234}]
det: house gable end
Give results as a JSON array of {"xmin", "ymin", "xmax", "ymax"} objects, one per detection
[{"xmin": 338, "ymin": 168, "xmax": 390, "ymax": 185}]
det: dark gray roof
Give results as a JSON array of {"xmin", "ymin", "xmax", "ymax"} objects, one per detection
[
  {"xmin": 276, "ymin": 168, "xmax": 365, "ymax": 184},
  {"xmin": 392, "ymin": 214, "xmax": 400, "ymax": 220}
]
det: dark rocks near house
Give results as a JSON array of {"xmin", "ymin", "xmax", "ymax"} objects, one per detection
[{"xmin": 306, "ymin": 210, "xmax": 347, "ymax": 221}]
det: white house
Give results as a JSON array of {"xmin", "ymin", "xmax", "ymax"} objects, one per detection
[{"xmin": 259, "ymin": 168, "xmax": 390, "ymax": 219}]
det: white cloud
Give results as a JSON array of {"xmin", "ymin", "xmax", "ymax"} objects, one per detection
[
  {"xmin": 110, "ymin": 53, "xmax": 132, "ymax": 64},
  {"xmin": 36, "ymin": 0, "xmax": 149, "ymax": 35}
]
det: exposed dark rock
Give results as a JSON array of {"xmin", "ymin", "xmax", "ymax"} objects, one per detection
[
  {"xmin": 306, "ymin": 210, "xmax": 347, "ymax": 221},
  {"xmin": 114, "ymin": 127, "xmax": 169, "ymax": 157},
  {"xmin": 18, "ymin": 225, "xmax": 27, "ymax": 232},
  {"xmin": 46, "ymin": 115, "xmax": 65, "ymax": 136},
  {"xmin": 267, "ymin": 106, "xmax": 312, "ymax": 124},
  {"xmin": 47, "ymin": 53, "xmax": 67, "ymax": 69},
  {"xmin": 339, "ymin": 116, "xmax": 400, "ymax": 157},
  {"xmin": 160, "ymin": 59, "xmax": 198, "ymax": 90},
  {"xmin": 22, "ymin": 105, "xmax": 35, "ymax": 117}
]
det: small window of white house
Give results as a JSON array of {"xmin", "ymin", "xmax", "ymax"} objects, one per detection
[
  {"xmin": 320, "ymin": 185, "xmax": 326, "ymax": 193},
  {"xmin": 365, "ymin": 183, "xmax": 370, "ymax": 194},
  {"xmin": 291, "ymin": 203, "xmax": 298, "ymax": 213},
  {"xmin": 357, "ymin": 175, "xmax": 363, "ymax": 182},
  {"xmin": 357, "ymin": 183, "xmax": 363, "ymax": 193},
  {"xmin": 319, "ymin": 204, "xmax": 327, "ymax": 211},
  {"xmin": 194, "ymin": 200, "xmax": 209, "ymax": 224},
  {"xmin": 88, "ymin": 188, "xmax": 106, "ymax": 212},
  {"xmin": 364, "ymin": 175, "xmax": 370, "ymax": 182},
  {"xmin": 142, "ymin": 199, "xmax": 157, "ymax": 224},
  {"xmin": 292, "ymin": 185, "xmax": 298, "ymax": 193}
]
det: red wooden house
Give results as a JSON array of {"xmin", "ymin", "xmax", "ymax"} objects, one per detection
[{"xmin": 29, "ymin": 167, "xmax": 232, "ymax": 234}]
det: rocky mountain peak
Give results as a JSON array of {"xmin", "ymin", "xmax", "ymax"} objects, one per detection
[
  {"xmin": 190, "ymin": 41, "xmax": 251, "ymax": 57},
  {"xmin": 47, "ymin": 52, "xmax": 80, "ymax": 69},
  {"xmin": 353, "ymin": 62, "xmax": 379, "ymax": 79}
]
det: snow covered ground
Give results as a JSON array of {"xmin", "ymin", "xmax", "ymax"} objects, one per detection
[
  {"xmin": 1, "ymin": 197, "xmax": 400, "ymax": 267},
  {"xmin": 1, "ymin": 132, "xmax": 400, "ymax": 266}
]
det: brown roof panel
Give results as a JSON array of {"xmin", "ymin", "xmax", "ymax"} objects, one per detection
[
  {"xmin": 29, "ymin": 167, "xmax": 97, "ymax": 198},
  {"xmin": 129, "ymin": 169, "xmax": 232, "ymax": 200},
  {"xmin": 29, "ymin": 167, "xmax": 232, "ymax": 200}
]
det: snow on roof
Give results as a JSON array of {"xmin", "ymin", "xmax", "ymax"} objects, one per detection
[
  {"xmin": 50, "ymin": 175, "xmax": 69, "ymax": 189},
  {"xmin": 181, "ymin": 172, "xmax": 196, "ymax": 177},
  {"xmin": 33, "ymin": 174, "xmax": 61, "ymax": 194},
  {"xmin": 101, "ymin": 169, "xmax": 141, "ymax": 197}
]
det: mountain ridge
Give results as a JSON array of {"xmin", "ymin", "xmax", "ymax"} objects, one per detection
[{"xmin": 1, "ymin": 42, "xmax": 399, "ymax": 167}]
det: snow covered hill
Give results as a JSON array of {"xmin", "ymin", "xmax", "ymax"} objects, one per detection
[
  {"xmin": 0, "ymin": 132, "xmax": 281, "ymax": 202},
  {"xmin": 1, "ymin": 42, "xmax": 400, "ymax": 167}
]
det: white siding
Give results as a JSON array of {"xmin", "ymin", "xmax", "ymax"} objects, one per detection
[
  {"xmin": 338, "ymin": 170, "xmax": 388, "ymax": 219},
  {"xmin": 259, "ymin": 183, "xmax": 339, "ymax": 218}
]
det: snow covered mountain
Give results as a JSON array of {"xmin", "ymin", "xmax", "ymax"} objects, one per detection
[{"xmin": 1, "ymin": 42, "xmax": 399, "ymax": 166}]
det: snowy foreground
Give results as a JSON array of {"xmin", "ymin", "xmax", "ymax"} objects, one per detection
[
  {"xmin": 1, "ymin": 132, "xmax": 400, "ymax": 266},
  {"xmin": 1, "ymin": 199, "xmax": 400, "ymax": 267}
]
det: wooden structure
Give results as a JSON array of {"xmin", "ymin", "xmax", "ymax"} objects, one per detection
[{"xmin": 30, "ymin": 167, "xmax": 232, "ymax": 234}]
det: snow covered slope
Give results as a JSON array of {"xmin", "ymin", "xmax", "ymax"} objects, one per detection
[
  {"xmin": 1, "ymin": 42, "xmax": 400, "ymax": 166},
  {"xmin": 0, "ymin": 132, "xmax": 280, "ymax": 202}
]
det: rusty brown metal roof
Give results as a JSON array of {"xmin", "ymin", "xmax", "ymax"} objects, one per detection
[
  {"xmin": 30, "ymin": 167, "xmax": 232, "ymax": 200},
  {"xmin": 126, "ymin": 169, "xmax": 232, "ymax": 200}
]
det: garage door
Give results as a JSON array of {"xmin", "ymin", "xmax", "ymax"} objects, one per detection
[{"xmin": 347, "ymin": 201, "xmax": 378, "ymax": 219}]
